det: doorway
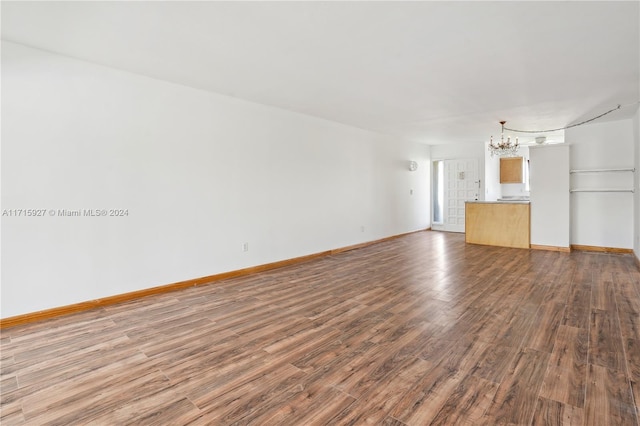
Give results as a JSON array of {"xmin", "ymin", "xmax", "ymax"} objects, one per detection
[{"xmin": 432, "ymin": 158, "xmax": 479, "ymax": 233}]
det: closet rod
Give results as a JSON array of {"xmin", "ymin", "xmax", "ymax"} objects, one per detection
[
  {"xmin": 570, "ymin": 189, "xmax": 634, "ymax": 193},
  {"xmin": 570, "ymin": 167, "xmax": 635, "ymax": 173}
]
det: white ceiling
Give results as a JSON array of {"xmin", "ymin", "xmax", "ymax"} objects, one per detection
[{"xmin": 2, "ymin": 1, "xmax": 639, "ymax": 145}]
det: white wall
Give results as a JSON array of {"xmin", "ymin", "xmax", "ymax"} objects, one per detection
[
  {"xmin": 529, "ymin": 145, "xmax": 570, "ymax": 248},
  {"xmin": 484, "ymin": 143, "xmax": 500, "ymax": 201},
  {"xmin": 566, "ymin": 119, "xmax": 635, "ymax": 249},
  {"xmin": 634, "ymin": 108, "xmax": 640, "ymax": 259},
  {"xmin": 1, "ymin": 42, "xmax": 430, "ymax": 318}
]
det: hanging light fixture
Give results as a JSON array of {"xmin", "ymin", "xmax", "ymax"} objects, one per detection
[{"xmin": 488, "ymin": 121, "xmax": 519, "ymax": 157}]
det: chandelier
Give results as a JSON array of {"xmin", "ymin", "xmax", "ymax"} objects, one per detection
[{"xmin": 488, "ymin": 121, "xmax": 519, "ymax": 157}]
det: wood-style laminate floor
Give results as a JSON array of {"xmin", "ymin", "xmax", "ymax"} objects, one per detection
[{"xmin": 1, "ymin": 231, "xmax": 639, "ymax": 425}]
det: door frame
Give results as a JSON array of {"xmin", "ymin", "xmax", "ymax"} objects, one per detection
[{"xmin": 431, "ymin": 157, "xmax": 480, "ymax": 233}]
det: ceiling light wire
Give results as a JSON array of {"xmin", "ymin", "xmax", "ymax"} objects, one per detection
[{"xmin": 503, "ymin": 101, "xmax": 640, "ymax": 133}]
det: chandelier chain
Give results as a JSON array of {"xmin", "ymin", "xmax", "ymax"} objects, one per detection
[{"xmin": 503, "ymin": 104, "xmax": 626, "ymax": 134}]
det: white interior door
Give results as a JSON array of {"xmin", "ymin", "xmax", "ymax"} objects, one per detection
[{"xmin": 441, "ymin": 159, "xmax": 479, "ymax": 233}]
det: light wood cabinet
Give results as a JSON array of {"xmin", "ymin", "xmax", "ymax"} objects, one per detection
[
  {"xmin": 465, "ymin": 202, "xmax": 530, "ymax": 249},
  {"xmin": 500, "ymin": 157, "xmax": 524, "ymax": 183}
]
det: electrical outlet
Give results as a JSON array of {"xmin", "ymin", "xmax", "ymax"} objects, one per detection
[
  {"xmin": 242, "ymin": 242, "xmax": 249, "ymax": 252},
  {"xmin": 360, "ymin": 225, "xmax": 365, "ymax": 232},
  {"xmin": 410, "ymin": 189, "xmax": 414, "ymax": 195}
]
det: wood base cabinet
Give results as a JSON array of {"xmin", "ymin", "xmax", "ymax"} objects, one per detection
[{"xmin": 465, "ymin": 202, "xmax": 530, "ymax": 249}]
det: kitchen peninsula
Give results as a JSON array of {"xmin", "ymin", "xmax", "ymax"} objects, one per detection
[{"xmin": 465, "ymin": 200, "xmax": 530, "ymax": 249}]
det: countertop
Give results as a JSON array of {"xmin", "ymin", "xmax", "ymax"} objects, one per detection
[{"xmin": 465, "ymin": 200, "xmax": 530, "ymax": 204}]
